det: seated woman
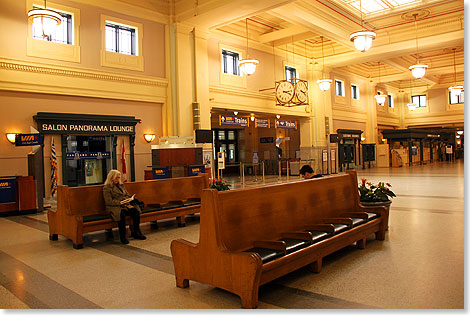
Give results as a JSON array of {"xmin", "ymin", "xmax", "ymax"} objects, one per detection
[
  {"xmin": 299, "ymin": 165, "xmax": 323, "ymax": 179},
  {"xmin": 103, "ymin": 169, "xmax": 146, "ymax": 244}
]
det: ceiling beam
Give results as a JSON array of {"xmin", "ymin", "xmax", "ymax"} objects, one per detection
[{"xmin": 258, "ymin": 25, "xmax": 309, "ymax": 43}]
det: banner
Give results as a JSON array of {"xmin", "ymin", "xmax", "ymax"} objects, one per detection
[
  {"xmin": 219, "ymin": 115, "xmax": 249, "ymax": 127},
  {"xmin": 188, "ymin": 165, "xmax": 205, "ymax": 176},
  {"xmin": 152, "ymin": 167, "xmax": 170, "ymax": 179},
  {"xmin": 50, "ymin": 139, "xmax": 58, "ymax": 197},
  {"xmin": 275, "ymin": 120, "xmax": 297, "ymax": 130},
  {"xmin": 0, "ymin": 178, "xmax": 16, "ymax": 204},
  {"xmin": 15, "ymin": 133, "xmax": 41, "ymax": 146},
  {"xmin": 121, "ymin": 141, "xmax": 127, "ymax": 182}
]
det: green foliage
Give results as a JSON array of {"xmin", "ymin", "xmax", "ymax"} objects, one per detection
[
  {"xmin": 210, "ymin": 178, "xmax": 231, "ymax": 191},
  {"xmin": 358, "ymin": 178, "xmax": 396, "ymax": 202}
]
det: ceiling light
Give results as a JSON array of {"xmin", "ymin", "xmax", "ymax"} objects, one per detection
[
  {"xmin": 457, "ymin": 130, "xmax": 463, "ymax": 135},
  {"xmin": 448, "ymin": 48, "xmax": 463, "ymax": 97},
  {"xmin": 317, "ymin": 36, "xmax": 332, "ymax": 91},
  {"xmin": 239, "ymin": 19, "xmax": 259, "ymax": 76},
  {"xmin": 409, "ymin": 13, "xmax": 428, "ymax": 79},
  {"xmin": 456, "ymin": 135, "xmax": 460, "ymax": 139},
  {"xmin": 350, "ymin": 1, "xmax": 376, "ymax": 52},
  {"xmin": 27, "ymin": 0, "xmax": 62, "ymax": 38}
]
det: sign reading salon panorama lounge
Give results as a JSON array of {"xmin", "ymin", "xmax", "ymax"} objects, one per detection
[
  {"xmin": 219, "ymin": 115, "xmax": 249, "ymax": 127},
  {"xmin": 39, "ymin": 123, "xmax": 135, "ymax": 134}
]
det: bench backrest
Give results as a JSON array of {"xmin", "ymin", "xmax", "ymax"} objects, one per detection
[
  {"xmin": 58, "ymin": 173, "xmax": 209, "ymax": 216},
  {"xmin": 200, "ymin": 171, "xmax": 359, "ymax": 252}
]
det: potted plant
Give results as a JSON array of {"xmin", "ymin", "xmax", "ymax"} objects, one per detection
[
  {"xmin": 210, "ymin": 178, "xmax": 231, "ymax": 191},
  {"xmin": 358, "ymin": 178, "xmax": 395, "ymax": 230}
]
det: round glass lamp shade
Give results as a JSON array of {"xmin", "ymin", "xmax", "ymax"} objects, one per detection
[
  {"xmin": 239, "ymin": 59, "xmax": 259, "ymax": 75},
  {"xmin": 409, "ymin": 64, "xmax": 428, "ymax": 79},
  {"xmin": 407, "ymin": 103, "xmax": 417, "ymax": 111},
  {"xmin": 28, "ymin": 9, "xmax": 62, "ymax": 37},
  {"xmin": 350, "ymin": 31, "xmax": 376, "ymax": 52},
  {"xmin": 448, "ymin": 85, "xmax": 463, "ymax": 97},
  {"xmin": 375, "ymin": 94, "xmax": 387, "ymax": 105},
  {"xmin": 317, "ymin": 79, "xmax": 332, "ymax": 91}
]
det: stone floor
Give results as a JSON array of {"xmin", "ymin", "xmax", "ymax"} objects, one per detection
[{"xmin": 0, "ymin": 160, "xmax": 464, "ymax": 309}]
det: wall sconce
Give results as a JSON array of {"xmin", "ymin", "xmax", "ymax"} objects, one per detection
[
  {"xmin": 250, "ymin": 114, "xmax": 255, "ymax": 121},
  {"xmin": 276, "ymin": 115, "xmax": 281, "ymax": 119},
  {"xmin": 6, "ymin": 133, "xmax": 16, "ymax": 144},
  {"xmin": 143, "ymin": 134, "xmax": 155, "ymax": 143},
  {"xmin": 361, "ymin": 137, "xmax": 366, "ymax": 141},
  {"xmin": 233, "ymin": 111, "xmax": 238, "ymax": 116}
]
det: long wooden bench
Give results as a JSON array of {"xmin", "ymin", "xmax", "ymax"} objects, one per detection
[
  {"xmin": 48, "ymin": 173, "xmax": 209, "ymax": 249},
  {"xmin": 170, "ymin": 170, "xmax": 389, "ymax": 308}
]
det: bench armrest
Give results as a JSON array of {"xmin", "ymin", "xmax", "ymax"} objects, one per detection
[
  {"xmin": 253, "ymin": 240, "xmax": 287, "ymax": 253},
  {"xmin": 358, "ymin": 205, "xmax": 388, "ymax": 217},
  {"xmin": 281, "ymin": 232, "xmax": 313, "ymax": 241},
  {"xmin": 323, "ymin": 218, "xmax": 353, "ymax": 226},
  {"xmin": 304, "ymin": 224, "xmax": 335, "ymax": 233},
  {"xmin": 339, "ymin": 212, "xmax": 368, "ymax": 219}
]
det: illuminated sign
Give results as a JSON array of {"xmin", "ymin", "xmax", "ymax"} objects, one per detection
[
  {"xmin": 255, "ymin": 119, "xmax": 270, "ymax": 128},
  {"xmin": 275, "ymin": 120, "xmax": 297, "ymax": 130},
  {"xmin": 152, "ymin": 167, "xmax": 170, "ymax": 179},
  {"xmin": 220, "ymin": 115, "xmax": 249, "ymax": 127},
  {"xmin": 189, "ymin": 165, "xmax": 205, "ymax": 176},
  {"xmin": 15, "ymin": 133, "xmax": 41, "ymax": 146}
]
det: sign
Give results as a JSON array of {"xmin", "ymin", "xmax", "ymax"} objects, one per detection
[
  {"xmin": 38, "ymin": 123, "xmax": 135, "ymax": 135},
  {"xmin": 331, "ymin": 149, "xmax": 336, "ymax": 161},
  {"xmin": 276, "ymin": 120, "xmax": 297, "ymax": 130},
  {"xmin": 446, "ymin": 145, "xmax": 453, "ymax": 154},
  {"xmin": 253, "ymin": 152, "xmax": 259, "ymax": 164},
  {"xmin": 322, "ymin": 150, "xmax": 328, "ymax": 162},
  {"xmin": 260, "ymin": 137, "xmax": 274, "ymax": 144},
  {"xmin": 411, "ymin": 146, "xmax": 417, "ymax": 155},
  {"xmin": 0, "ymin": 178, "xmax": 16, "ymax": 204},
  {"xmin": 66, "ymin": 152, "xmax": 111, "ymax": 160},
  {"xmin": 217, "ymin": 152, "xmax": 225, "ymax": 169},
  {"xmin": 15, "ymin": 133, "xmax": 41, "ymax": 146},
  {"xmin": 255, "ymin": 118, "xmax": 270, "ymax": 128},
  {"xmin": 189, "ymin": 165, "xmax": 205, "ymax": 176},
  {"xmin": 219, "ymin": 115, "xmax": 249, "ymax": 127},
  {"xmin": 325, "ymin": 117, "xmax": 330, "ymax": 135},
  {"xmin": 152, "ymin": 167, "xmax": 170, "ymax": 179}
]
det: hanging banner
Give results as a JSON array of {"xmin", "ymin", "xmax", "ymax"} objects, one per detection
[
  {"xmin": 66, "ymin": 152, "xmax": 111, "ymax": 160},
  {"xmin": 276, "ymin": 120, "xmax": 297, "ymax": 130},
  {"xmin": 219, "ymin": 115, "xmax": 249, "ymax": 127},
  {"xmin": 188, "ymin": 165, "xmax": 205, "ymax": 176},
  {"xmin": 255, "ymin": 118, "xmax": 270, "ymax": 128},
  {"xmin": 15, "ymin": 133, "xmax": 41, "ymax": 146}
]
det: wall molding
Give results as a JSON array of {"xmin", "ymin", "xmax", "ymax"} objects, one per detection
[{"xmin": 0, "ymin": 58, "xmax": 168, "ymax": 103}]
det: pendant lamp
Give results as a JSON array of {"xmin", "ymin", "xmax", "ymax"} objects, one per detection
[
  {"xmin": 239, "ymin": 19, "xmax": 259, "ymax": 76},
  {"xmin": 28, "ymin": 0, "xmax": 61, "ymax": 38},
  {"xmin": 409, "ymin": 14, "xmax": 428, "ymax": 79},
  {"xmin": 448, "ymin": 48, "xmax": 463, "ymax": 97},
  {"xmin": 350, "ymin": 0, "xmax": 376, "ymax": 52},
  {"xmin": 375, "ymin": 62, "xmax": 387, "ymax": 105},
  {"xmin": 407, "ymin": 79, "xmax": 416, "ymax": 111},
  {"xmin": 316, "ymin": 36, "xmax": 332, "ymax": 91}
]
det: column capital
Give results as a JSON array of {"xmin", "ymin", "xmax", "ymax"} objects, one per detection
[
  {"xmin": 193, "ymin": 27, "xmax": 210, "ymax": 40},
  {"xmin": 174, "ymin": 22, "xmax": 194, "ymax": 35}
]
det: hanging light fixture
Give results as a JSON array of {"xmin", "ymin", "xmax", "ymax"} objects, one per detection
[
  {"xmin": 27, "ymin": 0, "xmax": 62, "ymax": 38},
  {"xmin": 409, "ymin": 13, "xmax": 428, "ymax": 79},
  {"xmin": 316, "ymin": 36, "xmax": 332, "ymax": 91},
  {"xmin": 448, "ymin": 48, "xmax": 463, "ymax": 97},
  {"xmin": 407, "ymin": 79, "xmax": 417, "ymax": 111},
  {"xmin": 239, "ymin": 18, "xmax": 259, "ymax": 76},
  {"xmin": 375, "ymin": 62, "xmax": 387, "ymax": 105},
  {"xmin": 350, "ymin": 0, "xmax": 376, "ymax": 52}
]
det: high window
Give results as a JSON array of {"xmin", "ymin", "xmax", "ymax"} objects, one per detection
[
  {"xmin": 105, "ymin": 23, "xmax": 136, "ymax": 55},
  {"xmin": 222, "ymin": 50, "xmax": 239, "ymax": 75},
  {"xmin": 335, "ymin": 80, "xmax": 345, "ymax": 96},
  {"xmin": 285, "ymin": 66, "xmax": 297, "ymax": 84},
  {"xmin": 351, "ymin": 84, "xmax": 359, "ymax": 99},
  {"xmin": 32, "ymin": 8, "xmax": 72, "ymax": 44},
  {"xmin": 449, "ymin": 90, "xmax": 464, "ymax": 104},
  {"xmin": 411, "ymin": 94, "xmax": 427, "ymax": 107},
  {"xmin": 388, "ymin": 94, "xmax": 394, "ymax": 108}
]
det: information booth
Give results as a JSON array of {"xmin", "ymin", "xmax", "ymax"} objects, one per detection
[{"xmin": 337, "ymin": 129, "xmax": 363, "ymax": 171}]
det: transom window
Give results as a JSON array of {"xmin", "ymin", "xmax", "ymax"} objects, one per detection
[
  {"xmin": 105, "ymin": 22, "xmax": 136, "ymax": 55},
  {"xmin": 345, "ymin": 0, "xmax": 419, "ymax": 15},
  {"xmin": 285, "ymin": 66, "xmax": 297, "ymax": 84},
  {"xmin": 336, "ymin": 80, "xmax": 345, "ymax": 97},
  {"xmin": 351, "ymin": 84, "xmax": 359, "ymax": 99},
  {"xmin": 411, "ymin": 94, "xmax": 427, "ymax": 107},
  {"xmin": 222, "ymin": 50, "xmax": 239, "ymax": 75},
  {"xmin": 32, "ymin": 8, "xmax": 72, "ymax": 44},
  {"xmin": 449, "ymin": 90, "xmax": 464, "ymax": 104}
]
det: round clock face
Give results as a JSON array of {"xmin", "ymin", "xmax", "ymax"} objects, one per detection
[
  {"xmin": 276, "ymin": 81, "xmax": 295, "ymax": 103},
  {"xmin": 295, "ymin": 81, "xmax": 308, "ymax": 104}
]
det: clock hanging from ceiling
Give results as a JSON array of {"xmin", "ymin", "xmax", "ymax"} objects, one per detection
[{"xmin": 275, "ymin": 79, "xmax": 308, "ymax": 107}]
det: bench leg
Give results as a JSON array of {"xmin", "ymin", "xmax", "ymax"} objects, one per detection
[
  {"xmin": 356, "ymin": 238, "xmax": 366, "ymax": 249},
  {"xmin": 311, "ymin": 259, "xmax": 322, "ymax": 273},
  {"xmin": 73, "ymin": 243, "xmax": 83, "ymax": 249},
  {"xmin": 240, "ymin": 289, "xmax": 259, "ymax": 309},
  {"xmin": 49, "ymin": 234, "xmax": 58, "ymax": 241},
  {"xmin": 151, "ymin": 221, "xmax": 159, "ymax": 229},
  {"xmin": 375, "ymin": 230, "xmax": 385, "ymax": 241},
  {"xmin": 177, "ymin": 216, "xmax": 186, "ymax": 227},
  {"xmin": 175, "ymin": 277, "xmax": 189, "ymax": 288}
]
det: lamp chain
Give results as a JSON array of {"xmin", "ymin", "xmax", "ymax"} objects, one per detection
[
  {"xmin": 414, "ymin": 14, "xmax": 419, "ymax": 63},
  {"xmin": 321, "ymin": 36, "xmax": 325, "ymax": 79},
  {"xmin": 453, "ymin": 48, "xmax": 457, "ymax": 85},
  {"xmin": 360, "ymin": 0, "xmax": 363, "ymax": 27},
  {"xmin": 246, "ymin": 18, "xmax": 249, "ymax": 58}
]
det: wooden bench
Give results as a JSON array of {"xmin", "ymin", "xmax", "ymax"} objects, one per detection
[
  {"xmin": 48, "ymin": 173, "xmax": 209, "ymax": 249},
  {"xmin": 170, "ymin": 170, "xmax": 389, "ymax": 308}
]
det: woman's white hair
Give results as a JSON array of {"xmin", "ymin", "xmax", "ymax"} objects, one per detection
[{"xmin": 104, "ymin": 169, "xmax": 122, "ymax": 186}]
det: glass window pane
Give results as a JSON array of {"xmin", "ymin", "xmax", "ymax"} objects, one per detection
[
  {"xmin": 228, "ymin": 144, "xmax": 235, "ymax": 161},
  {"xmin": 105, "ymin": 26, "xmax": 116, "ymax": 52},
  {"xmin": 228, "ymin": 131, "xmax": 235, "ymax": 140},
  {"xmin": 218, "ymin": 131, "xmax": 225, "ymax": 140}
]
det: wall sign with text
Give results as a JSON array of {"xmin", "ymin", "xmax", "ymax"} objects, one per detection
[
  {"xmin": 15, "ymin": 133, "xmax": 41, "ymax": 146},
  {"xmin": 255, "ymin": 118, "xmax": 270, "ymax": 128},
  {"xmin": 275, "ymin": 120, "xmax": 297, "ymax": 130},
  {"xmin": 66, "ymin": 152, "xmax": 111, "ymax": 160},
  {"xmin": 219, "ymin": 115, "xmax": 249, "ymax": 127}
]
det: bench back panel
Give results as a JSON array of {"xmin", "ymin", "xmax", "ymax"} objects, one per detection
[
  {"xmin": 215, "ymin": 174, "xmax": 357, "ymax": 251},
  {"xmin": 66, "ymin": 185, "xmax": 106, "ymax": 216}
]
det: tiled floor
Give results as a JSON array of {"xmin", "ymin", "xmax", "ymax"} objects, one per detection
[{"xmin": 0, "ymin": 160, "xmax": 464, "ymax": 309}]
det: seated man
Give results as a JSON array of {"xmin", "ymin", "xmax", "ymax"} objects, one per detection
[{"xmin": 299, "ymin": 165, "xmax": 323, "ymax": 179}]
